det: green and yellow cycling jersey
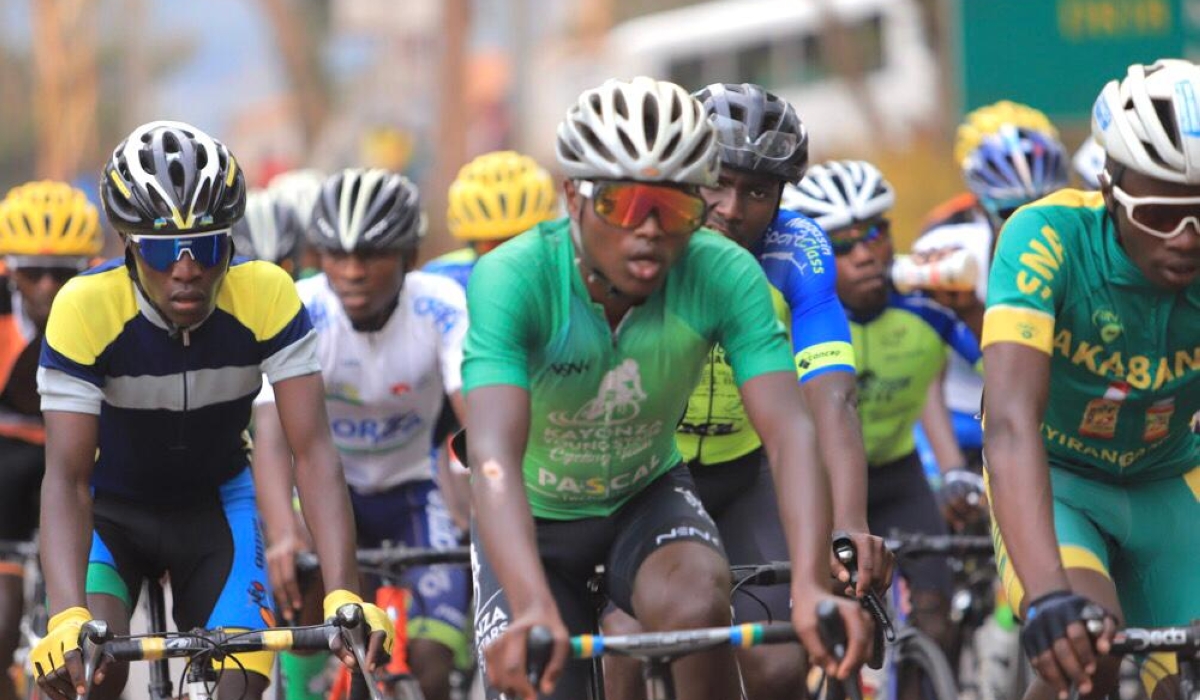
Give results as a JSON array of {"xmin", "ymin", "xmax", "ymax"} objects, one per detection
[
  {"xmin": 983, "ymin": 189, "xmax": 1199, "ymax": 481},
  {"xmin": 462, "ymin": 219, "xmax": 794, "ymax": 520},
  {"xmin": 678, "ymin": 210, "xmax": 855, "ymax": 465}
]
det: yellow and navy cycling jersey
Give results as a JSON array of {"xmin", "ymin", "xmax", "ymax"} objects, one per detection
[
  {"xmin": 678, "ymin": 210, "xmax": 856, "ymax": 465},
  {"xmin": 38, "ymin": 257, "xmax": 319, "ymax": 503}
]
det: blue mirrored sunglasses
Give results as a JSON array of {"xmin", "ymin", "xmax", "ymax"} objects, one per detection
[{"xmin": 129, "ymin": 230, "xmax": 232, "ymax": 272}]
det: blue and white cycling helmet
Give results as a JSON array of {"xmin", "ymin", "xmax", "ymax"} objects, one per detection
[{"xmin": 961, "ymin": 124, "xmax": 1068, "ymax": 216}]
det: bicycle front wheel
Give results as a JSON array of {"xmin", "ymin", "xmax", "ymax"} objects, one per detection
[{"xmin": 894, "ymin": 630, "xmax": 958, "ymax": 700}]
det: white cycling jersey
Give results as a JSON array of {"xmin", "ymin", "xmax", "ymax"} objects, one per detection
[
  {"xmin": 911, "ymin": 221, "xmax": 991, "ymax": 416},
  {"xmin": 256, "ymin": 271, "xmax": 467, "ymax": 493}
]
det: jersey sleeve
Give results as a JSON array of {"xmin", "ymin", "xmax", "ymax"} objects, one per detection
[
  {"xmin": 982, "ymin": 207, "xmax": 1066, "ymax": 355},
  {"xmin": 711, "ymin": 242, "xmax": 795, "ymax": 386},
  {"xmin": 760, "ymin": 211, "xmax": 855, "ymax": 382},
  {"xmin": 38, "ymin": 282, "xmax": 107, "ymax": 414},
  {"xmin": 249, "ymin": 264, "xmax": 322, "ymax": 384},
  {"xmin": 461, "ymin": 252, "xmax": 537, "ymax": 392},
  {"xmin": 906, "ymin": 296, "xmax": 982, "ymax": 370},
  {"xmin": 428, "ymin": 278, "xmax": 468, "ymax": 395}
]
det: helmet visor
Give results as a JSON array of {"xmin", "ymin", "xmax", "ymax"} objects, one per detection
[
  {"xmin": 710, "ymin": 115, "xmax": 801, "ymax": 161},
  {"xmin": 130, "ymin": 230, "xmax": 232, "ymax": 272}
]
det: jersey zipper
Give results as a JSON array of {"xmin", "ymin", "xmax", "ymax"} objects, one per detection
[{"xmin": 174, "ymin": 329, "xmax": 191, "ymax": 452}]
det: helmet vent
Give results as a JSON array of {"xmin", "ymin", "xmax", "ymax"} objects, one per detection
[
  {"xmin": 139, "ymin": 149, "xmax": 157, "ymax": 175},
  {"xmin": 641, "ymin": 94, "xmax": 659, "ymax": 145},
  {"xmin": 612, "ymin": 90, "xmax": 629, "ymax": 119}
]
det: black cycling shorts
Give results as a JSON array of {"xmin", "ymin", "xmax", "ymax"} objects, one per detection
[
  {"xmin": 472, "ymin": 464, "xmax": 724, "ymax": 700},
  {"xmin": 867, "ymin": 452, "xmax": 952, "ymax": 596},
  {"xmin": 0, "ymin": 435, "xmax": 44, "ymax": 544},
  {"xmin": 689, "ymin": 447, "xmax": 791, "ymax": 624}
]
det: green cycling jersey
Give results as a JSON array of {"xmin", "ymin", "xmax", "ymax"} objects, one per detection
[{"xmin": 461, "ymin": 219, "xmax": 794, "ymax": 520}]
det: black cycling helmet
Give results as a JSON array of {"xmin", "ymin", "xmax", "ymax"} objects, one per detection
[
  {"xmin": 693, "ymin": 83, "xmax": 809, "ymax": 183},
  {"xmin": 101, "ymin": 120, "xmax": 245, "ymax": 235},
  {"xmin": 309, "ymin": 168, "xmax": 425, "ymax": 253}
]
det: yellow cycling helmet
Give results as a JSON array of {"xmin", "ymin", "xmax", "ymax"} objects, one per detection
[
  {"xmin": 447, "ymin": 151, "xmax": 559, "ymax": 241},
  {"xmin": 954, "ymin": 100, "xmax": 1060, "ymax": 166},
  {"xmin": 0, "ymin": 181, "xmax": 102, "ymax": 257}
]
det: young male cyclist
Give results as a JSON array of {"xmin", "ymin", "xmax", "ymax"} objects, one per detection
[
  {"xmin": 0, "ymin": 182, "xmax": 101, "ymax": 700},
  {"xmin": 787, "ymin": 160, "xmax": 982, "ymax": 693},
  {"xmin": 604, "ymin": 83, "xmax": 891, "ymax": 700},
  {"xmin": 254, "ymin": 169, "xmax": 470, "ymax": 700},
  {"xmin": 983, "ymin": 59, "xmax": 1200, "ymax": 700},
  {"xmin": 423, "ymin": 150, "xmax": 559, "ymax": 290},
  {"xmin": 32, "ymin": 121, "xmax": 392, "ymax": 700},
  {"xmin": 465, "ymin": 77, "xmax": 872, "ymax": 700}
]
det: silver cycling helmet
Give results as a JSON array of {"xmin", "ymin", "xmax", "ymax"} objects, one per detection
[
  {"xmin": 556, "ymin": 76, "xmax": 719, "ymax": 187},
  {"xmin": 783, "ymin": 160, "xmax": 895, "ymax": 231},
  {"xmin": 309, "ymin": 168, "xmax": 426, "ymax": 253}
]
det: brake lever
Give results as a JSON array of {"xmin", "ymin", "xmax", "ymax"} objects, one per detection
[
  {"xmin": 77, "ymin": 620, "xmax": 111, "ymax": 700},
  {"xmin": 336, "ymin": 604, "xmax": 385, "ymax": 700},
  {"xmin": 833, "ymin": 532, "xmax": 895, "ymax": 658}
]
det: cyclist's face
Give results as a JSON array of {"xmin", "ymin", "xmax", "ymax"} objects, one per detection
[
  {"xmin": 132, "ymin": 247, "xmax": 228, "ymax": 328},
  {"xmin": 566, "ymin": 180, "xmax": 697, "ymax": 300},
  {"xmin": 320, "ymin": 248, "xmax": 412, "ymax": 325},
  {"xmin": 702, "ymin": 168, "xmax": 784, "ymax": 249},
  {"xmin": 11, "ymin": 266, "xmax": 76, "ymax": 332},
  {"xmin": 1104, "ymin": 168, "xmax": 1200, "ymax": 291},
  {"xmin": 833, "ymin": 221, "xmax": 893, "ymax": 314}
]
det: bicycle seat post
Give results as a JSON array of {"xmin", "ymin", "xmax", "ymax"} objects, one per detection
[
  {"xmin": 145, "ymin": 578, "xmax": 174, "ymax": 700},
  {"xmin": 641, "ymin": 658, "xmax": 676, "ymax": 700}
]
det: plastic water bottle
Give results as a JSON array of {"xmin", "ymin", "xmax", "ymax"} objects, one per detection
[{"xmin": 891, "ymin": 249, "xmax": 979, "ymax": 294}]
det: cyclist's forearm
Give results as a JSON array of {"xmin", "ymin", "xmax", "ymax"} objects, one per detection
[
  {"xmin": 983, "ymin": 416, "xmax": 1069, "ymax": 605},
  {"xmin": 294, "ymin": 447, "xmax": 359, "ymax": 593},
  {"xmin": 804, "ymin": 374, "xmax": 868, "ymax": 531},
  {"xmin": 39, "ymin": 468, "xmax": 92, "ymax": 612},
  {"xmin": 250, "ymin": 404, "xmax": 302, "ymax": 544},
  {"xmin": 471, "ymin": 472, "xmax": 555, "ymax": 613}
]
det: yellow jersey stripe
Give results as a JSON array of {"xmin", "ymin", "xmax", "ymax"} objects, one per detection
[{"xmin": 982, "ymin": 305, "xmax": 1055, "ymax": 354}]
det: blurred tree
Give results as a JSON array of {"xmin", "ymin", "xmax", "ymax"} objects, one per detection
[
  {"xmin": 258, "ymin": 0, "xmax": 330, "ymax": 148},
  {"xmin": 30, "ymin": 0, "xmax": 99, "ymax": 181}
]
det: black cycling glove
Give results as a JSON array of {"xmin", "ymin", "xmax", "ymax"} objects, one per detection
[{"xmin": 1020, "ymin": 590, "xmax": 1105, "ymax": 659}]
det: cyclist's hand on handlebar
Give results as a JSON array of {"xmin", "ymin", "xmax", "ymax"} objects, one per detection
[
  {"xmin": 267, "ymin": 530, "xmax": 308, "ymax": 616},
  {"xmin": 793, "ymin": 587, "xmax": 874, "ymax": 680},
  {"xmin": 830, "ymin": 530, "xmax": 893, "ymax": 597},
  {"xmin": 33, "ymin": 607, "xmax": 108, "ymax": 700},
  {"xmin": 1020, "ymin": 591, "xmax": 1114, "ymax": 699},
  {"xmin": 483, "ymin": 603, "xmax": 569, "ymax": 700},
  {"xmin": 323, "ymin": 590, "xmax": 395, "ymax": 671},
  {"xmin": 939, "ymin": 468, "xmax": 987, "ymax": 531}
]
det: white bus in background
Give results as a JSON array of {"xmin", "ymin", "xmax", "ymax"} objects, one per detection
[{"xmin": 604, "ymin": 0, "xmax": 939, "ymax": 155}]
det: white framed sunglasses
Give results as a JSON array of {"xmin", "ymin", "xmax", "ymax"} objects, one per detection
[{"xmin": 1103, "ymin": 169, "xmax": 1200, "ymax": 239}]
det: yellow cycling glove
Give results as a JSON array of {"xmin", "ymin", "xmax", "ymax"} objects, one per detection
[
  {"xmin": 323, "ymin": 590, "xmax": 395, "ymax": 655},
  {"xmin": 31, "ymin": 607, "xmax": 92, "ymax": 677}
]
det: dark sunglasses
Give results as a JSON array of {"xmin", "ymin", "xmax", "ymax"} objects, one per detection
[
  {"xmin": 829, "ymin": 220, "xmax": 890, "ymax": 256},
  {"xmin": 129, "ymin": 230, "xmax": 232, "ymax": 273},
  {"xmin": 578, "ymin": 180, "xmax": 709, "ymax": 236},
  {"xmin": 11, "ymin": 267, "xmax": 79, "ymax": 284}
]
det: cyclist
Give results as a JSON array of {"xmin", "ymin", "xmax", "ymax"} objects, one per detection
[
  {"xmin": 423, "ymin": 150, "xmax": 560, "ymax": 290},
  {"xmin": 32, "ymin": 121, "xmax": 392, "ymax": 700},
  {"xmin": 786, "ymin": 160, "xmax": 982, "ymax": 690},
  {"xmin": 982, "ymin": 59, "xmax": 1200, "ymax": 700},
  {"xmin": 254, "ymin": 168, "xmax": 471, "ymax": 700},
  {"xmin": 603, "ymin": 83, "xmax": 891, "ymax": 700},
  {"xmin": 0, "ymin": 181, "xmax": 101, "ymax": 700},
  {"xmin": 911, "ymin": 102, "xmax": 1069, "ymax": 502},
  {"xmin": 465, "ymin": 77, "xmax": 872, "ymax": 700},
  {"xmin": 231, "ymin": 189, "xmax": 305, "ymax": 277}
]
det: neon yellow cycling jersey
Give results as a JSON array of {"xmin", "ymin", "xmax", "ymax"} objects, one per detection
[{"xmin": 678, "ymin": 211, "xmax": 855, "ymax": 465}]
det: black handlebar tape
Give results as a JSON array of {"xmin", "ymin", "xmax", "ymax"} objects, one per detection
[{"xmin": 526, "ymin": 626, "xmax": 555, "ymax": 688}]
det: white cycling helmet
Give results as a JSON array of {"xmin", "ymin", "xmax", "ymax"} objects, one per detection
[
  {"xmin": 556, "ymin": 76, "xmax": 719, "ymax": 187},
  {"xmin": 1093, "ymin": 59, "xmax": 1200, "ymax": 184},
  {"xmin": 231, "ymin": 189, "xmax": 302, "ymax": 267},
  {"xmin": 783, "ymin": 160, "xmax": 895, "ymax": 232},
  {"xmin": 1072, "ymin": 135, "xmax": 1106, "ymax": 190},
  {"xmin": 267, "ymin": 168, "xmax": 324, "ymax": 228}
]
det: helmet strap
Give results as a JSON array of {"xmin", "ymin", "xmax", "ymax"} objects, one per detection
[{"xmin": 570, "ymin": 211, "xmax": 623, "ymax": 300}]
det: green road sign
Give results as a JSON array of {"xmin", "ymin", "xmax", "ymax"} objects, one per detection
[{"xmin": 956, "ymin": 0, "xmax": 1198, "ymax": 121}]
